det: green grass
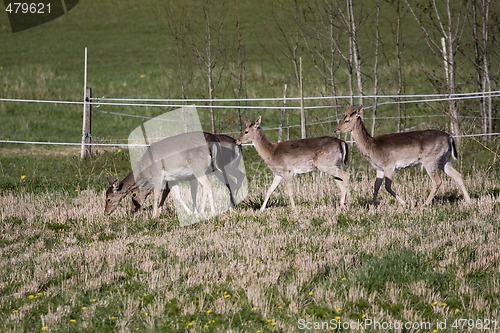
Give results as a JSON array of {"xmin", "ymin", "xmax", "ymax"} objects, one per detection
[
  {"xmin": 1, "ymin": 0, "xmax": 498, "ymax": 143},
  {"xmin": 1, "ymin": 1, "xmax": 500, "ymax": 332},
  {"xmin": 1, "ymin": 142, "xmax": 499, "ymax": 332}
]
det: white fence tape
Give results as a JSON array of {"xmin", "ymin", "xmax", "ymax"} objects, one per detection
[
  {"xmin": 1, "ymin": 132, "xmax": 498, "ymax": 148},
  {"xmin": 1, "ymin": 91, "xmax": 499, "ymax": 148}
]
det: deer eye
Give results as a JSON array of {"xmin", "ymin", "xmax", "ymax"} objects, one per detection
[
  {"xmin": 344, "ymin": 119, "xmax": 350, "ymax": 123},
  {"xmin": 244, "ymin": 130, "xmax": 249, "ymax": 134}
]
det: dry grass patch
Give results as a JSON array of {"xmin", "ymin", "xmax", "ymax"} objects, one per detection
[{"xmin": 0, "ymin": 170, "xmax": 499, "ymax": 332}]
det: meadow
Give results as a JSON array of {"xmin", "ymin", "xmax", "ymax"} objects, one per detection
[
  {"xmin": 1, "ymin": 0, "xmax": 500, "ymax": 332},
  {"xmin": 1, "ymin": 144, "xmax": 499, "ymax": 332}
]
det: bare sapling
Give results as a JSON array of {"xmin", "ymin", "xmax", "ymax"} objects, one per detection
[
  {"xmin": 237, "ymin": 116, "xmax": 349, "ymax": 211},
  {"xmin": 337, "ymin": 106, "xmax": 471, "ymax": 206}
]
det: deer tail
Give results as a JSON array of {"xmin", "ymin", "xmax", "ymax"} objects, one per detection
[
  {"xmin": 340, "ymin": 141, "xmax": 349, "ymax": 165},
  {"xmin": 449, "ymin": 136, "xmax": 458, "ymax": 160}
]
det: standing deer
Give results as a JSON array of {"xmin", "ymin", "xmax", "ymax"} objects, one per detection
[
  {"xmin": 236, "ymin": 116, "xmax": 349, "ymax": 211},
  {"xmin": 105, "ymin": 131, "xmax": 216, "ymax": 217},
  {"xmin": 126, "ymin": 133, "xmax": 246, "ymax": 213},
  {"xmin": 336, "ymin": 106, "xmax": 471, "ymax": 206}
]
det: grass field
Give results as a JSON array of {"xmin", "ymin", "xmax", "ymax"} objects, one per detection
[
  {"xmin": 1, "ymin": 0, "xmax": 500, "ymax": 332},
  {"xmin": 1, "ymin": 144, "xmax": 499, "ymax": 332}
]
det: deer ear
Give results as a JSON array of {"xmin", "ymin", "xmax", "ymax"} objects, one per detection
[
  {"xmin": 245, "ymin": 120, "xmax": 251, "ymax": 127},
  {"xmin": 355, "ymin": 106, "xmax": 364, "ymax": 117},
  {"xmin": 345, "ymin": 105, "xmax": 353, "ymax": 116},
  {"xmin": 254, "ymin": 116, "xmax": 262, "ymax": 128},
  {"xmin": 110, "ymin": 178, "xmax": 120, "ymax": 192}
]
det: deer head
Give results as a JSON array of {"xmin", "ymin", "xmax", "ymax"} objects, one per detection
[
  {"xmin": 236, "ymin": 116, "xmax": 261, "ymax": 145},
  {"xmin": 337, "ymin": 106, "xmax": 363, "ymax": 133},
  {"xmin": 104, "ymin": 177, "xmax": 127, "ymax": 215}
]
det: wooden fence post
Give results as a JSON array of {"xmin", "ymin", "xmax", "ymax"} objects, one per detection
[
  {"xmin": 80, "ymin": 87, "xmax": 92, "ymax": 159},
  {"xmin": 278, "ymin": 84, "xmax": 287, "ymax": 142},
  {"xmin": 299, "ymin": 57, "xmax": 306, "ymax": 139}
]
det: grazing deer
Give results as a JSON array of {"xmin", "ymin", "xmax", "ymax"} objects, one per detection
[
  {"xmin": 105, "ymin": 131, "xmax": 216, "ymax": 217},
  {"xmin": 127, "ymin": 133, "xmax": 246, "ymax": 213},
  {"xmin": 236, "ymin": 116, "xmax": 349, "ymax": 211},
  {"xmin": 337, "ymin": 106, "xmax": 471, "ymax": 206}
]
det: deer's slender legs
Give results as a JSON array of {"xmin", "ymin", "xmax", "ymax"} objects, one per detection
[
  {"xmin": 444, "ymin": 163, "xmax": 471, "ymax": 203},
  {"xmin": 383, "ymin": 169, "xmax": 406, "ymax": 206},
  {"xmin": 283, "ymin": 175, "xmax": 296, "ymax": 210},
  {"xmin": 261, "ymin": 175, "xmax": 283, "ymax": 211},
  {"xmin": 372, "ymin": 169, "xmax": 385, "ymax": 205},
  {"xmin": 197, "ymin": 175, "xmax": 216, "ymax": 214},
  {"xmin": 170, "ymin": 184, "xmax": 193, "ymax": 214},
  {"xmin": 333, "ymin": 169, "xmax": 350, "ymax": 207},
  {"xmin": 152, "ymin": 186, "xmax": 163, "ymax": 217},
  {"xmin": 316, "ymin": 163, "xmax": 350, "ymax": 207},
  {"xmin": 423, "ymin": 167, "xmax": 442, "ymax": 206}
]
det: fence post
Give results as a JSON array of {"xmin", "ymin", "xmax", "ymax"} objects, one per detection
[
  {"xmin": 299, "ymin": 57, "xmax": 306, "ymax": 139},
  {"xmin": 80, "ymin": 87, "xmax": 92, "ymax": 159},
  {"xmin": 279, "ymin": 84, "xmax": 287, "ymax": 142}
]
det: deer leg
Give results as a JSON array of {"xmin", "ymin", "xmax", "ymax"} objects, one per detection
[
  {"xmin": 158, "ymin": 185, "xmax": 171, "ymax": 210},
  {"xmin": 130, "ymin": 191, "xmax": 142, "ymax": 214},
  {"xmin": 188, "ymin": 179, "xmax": 199, "ymax": 214},
  {"xmin": 215, "ymin": 169, "xmax": 237, "ymax": 208},
  {"xmin": 444, "ymin": 163, "xmax": 472, "ymax": 203},
  {"xmin": 261, "ymin": 175, "xmax": 283, "ymax": 212},
  {"xmin": 333, "ymin": 169, "xmax": 350, "ymax": 207},
  {"xmin": 152, "ymin": 186, "xmax": 163, "ymax": 218},
  {"xmin": 230, "ymin": 153, "xmax": 246, "ymax": 201},
  {"xmin": 316, "ymin": 163, "xmax": 349, "ymax": 207},
  {"xmin": 283, "ymin": 175, "xmax": 296, "ymax": 211},
  {"xmin": 384, "ymin": 170, "xmax": 406, "ymax": 206},
  {"xmin": 424, "ymin": 167, "xmax": 442, "ymax": 206},
  {"xmin": 171, "ymin": 183, "xmax": 193, "ymax": 215},
  {"xmin": 372, "ymin": 170, "xmax": 385, "ymax": 205},
  {"xmin": 198, "ymin": 175, "xmax": 216, "ymax": 214}
]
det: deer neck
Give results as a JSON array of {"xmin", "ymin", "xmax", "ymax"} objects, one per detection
[
  {"xmin": 120, "ymin": 171, "xmax": 138, "ymax": 194},
  {"xmin": 351, "ymin": 117, "xmax": 375, "ymax": 155},
  {"xmin": 253, "ymin": 129, "xmax": 277, "ymax": 163}
]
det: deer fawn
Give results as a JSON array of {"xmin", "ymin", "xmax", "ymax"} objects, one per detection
[
  {"xmin": 237, "ymin": 116, "xmax": 349, "ymax": 211},
  {"xmin": 337, "ymin": 106, "xmax": 471, "ymax": 206},
  {"xmin": 126, "ymin": 133, "xmax": 246, "ymax": 214},
  {"xmin": 105, "ymin": 131, "xmax": 216, "ymax": 217}
]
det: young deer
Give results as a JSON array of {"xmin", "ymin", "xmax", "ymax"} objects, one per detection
[
  {"xmin": 337, "ymin": 106, "xmax": 471, "ymax": 206},
  {"xmin": 237, "ymin": 116, "xmax": 349, "ymax": 211},
  {"xmin": 126, "ymin": 133, "xmax": 246, "ymax": 213},
  {"xmin": 105, "ymin": 131, "xmax": 216, "ymax": 217}
]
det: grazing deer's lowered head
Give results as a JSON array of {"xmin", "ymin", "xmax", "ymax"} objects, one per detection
[
  {"xmin": 337, "ymin": 105, "xmax": 471, "ymax": 206},
  {"xmin": 104, "ymin": 174, "xmax": 141, "ymax": 215}
]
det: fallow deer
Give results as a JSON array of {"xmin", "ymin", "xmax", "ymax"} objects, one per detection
[
  {"xmin": 237, "ymin": 116, "xmax": 349, "ymax": 211},
  {"xmin": 105, "ymin": 131, "xmax": 216, "ymax": 217},
  {"xmin": 337, "ymin": 106, "xmax": 471, "ymax": 206},
  {"xmin": 126, "ymin": 133, "xmax": 245, "ymax": 213}
]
